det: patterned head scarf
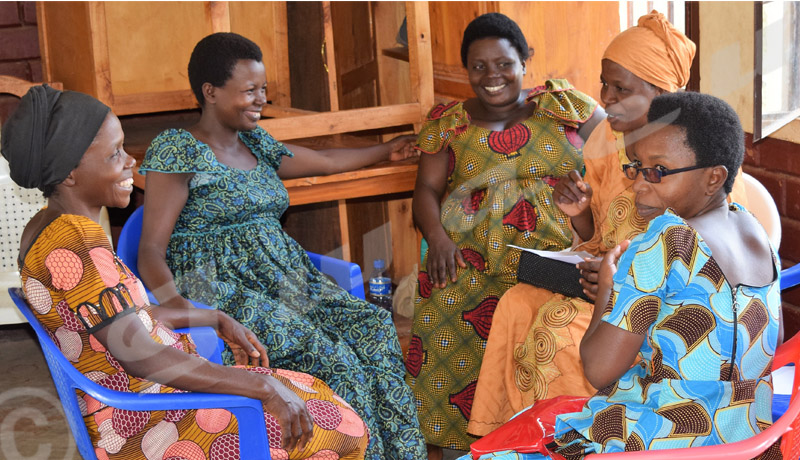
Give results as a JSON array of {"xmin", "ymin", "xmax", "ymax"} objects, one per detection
[
  {"xmin": 1, "ymin": 85, "xmax": 110, "ymax": 191},
  {"xmin": 603, "ymin": 10, "xmax": 696, "ymax": 92}
]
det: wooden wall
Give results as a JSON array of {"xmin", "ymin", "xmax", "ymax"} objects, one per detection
[
  {"xmin": 428, "ymin": 1, "xmax": 620, "ymax": 103},
  {"xmin": 699, "ymin": 1, "xmax": 800, "ymax": 336}
]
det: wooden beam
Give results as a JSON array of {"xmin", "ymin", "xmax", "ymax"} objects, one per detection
[
  {"xmin": 258, "ymin": 103, "xmax": 423, "ymax": 141},
  {"xmin": 406, "ymin": 1, "xmax": 434, "ymax": 123},
  {"xmin": 87, "ymin": 2, "xmax": 113, "ymax": 107},
  {"xmin": 207, "ymin": 1, "xmax": 231, "ymax": 33},
  {"xmin": 322, "ymin": 1, "xmax": 340, "ymax": 111}
]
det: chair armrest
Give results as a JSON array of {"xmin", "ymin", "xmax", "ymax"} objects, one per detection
[
  {"xmin": 146, "ymin": 292, "xmax": 224, "ymax": 364},
  {"xmin": 781, "ymin": 263, "xmax": 800, "ymax": 290},
  {"xmin": 306, "ymin": 251, "xmax": 366, "ymax": 300}
]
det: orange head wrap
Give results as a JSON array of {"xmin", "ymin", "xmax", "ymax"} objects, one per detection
[{"xmin": 602, "ymin": 10, "xmax": 696, "ymax": 92}]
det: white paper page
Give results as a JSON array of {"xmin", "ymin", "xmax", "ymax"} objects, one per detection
[{"xmin": 508, "ymin": 245, "xmax": 593, "ymax": 264}]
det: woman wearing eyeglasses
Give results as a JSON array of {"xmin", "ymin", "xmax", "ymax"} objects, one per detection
[
  {"xmin": 469, "ymin": 11, "xmax": 748, "ymax": 435},
  {"xmin": 460, "ymin": 91, "xmax": 781, "ymax": 460}
]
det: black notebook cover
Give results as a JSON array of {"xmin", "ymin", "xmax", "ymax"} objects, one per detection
[{"xmin": 516, "ymin": 250, "xmax": 591, "ymax": 302}]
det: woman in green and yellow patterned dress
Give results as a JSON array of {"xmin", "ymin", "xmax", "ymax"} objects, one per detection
[{"xmin": 405, "ymin": 13, "xmax": 604, "ymax": 451}]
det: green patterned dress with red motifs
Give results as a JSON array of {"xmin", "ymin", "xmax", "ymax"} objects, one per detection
[{"xmin": 404, "ymin": 79, "xmax": 597, "ymax": 449}]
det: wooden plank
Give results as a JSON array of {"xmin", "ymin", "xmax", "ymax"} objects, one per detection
[
  {"xmin": 87, "ymin": 2, "xmax": 112, "ymax": 106},
  {"xmin": 337, "ymin": 199, "xmax": 351, "ymax": 261},
  {"xmin": 406, "ymin": 1, "xmax": 435, "ymax": 119},
  {"xmin": 285, "ymin": 166, "xmax": 417, "ymax": 206},
  {"xmin": 207, "ymin": 1, "xmax": 231, "ymax": 33},
  {"xmin": 387, "ymin": 196, "xmax": 416, "ymax": 281},
  {"xmin": 38, "ymin": 3, "xmax": 97, "ymax": 97},
  {"xmin": 339, "ymin": 60, "xmax": 378, "ymax": 95},
  {"xmin": 35, "ymin": 2, "xmax": 52, "ymax": 83},
  {"xmin": 103, "ymin": 2, "xmax": 214, "ymax": 102},
  {"xmin": 322, "ymin": 1, "xmax": 340, "ymax": 112},
  {"xmin": 258, "ymin": 103, "xmax": 423, "ymax": 140},
  {"xmin": 232, "ymin": 2, "xmax": 291, "ymax": 107},
  {"xmin": 261, "ymin": 104, "xmax": 317, "ymax": 118},
  {"xmin": 113, "ymin": 90, "xmax": 198, "ymax": 116}
]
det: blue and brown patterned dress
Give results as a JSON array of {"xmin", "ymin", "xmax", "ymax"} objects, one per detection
[
  {"xmin": 554, "ymin": 206, "xmax": 782, "ymax": 458},
  {"xmin": 456, "ymin": 206, "xmax": 781, "ymax": 460},
  {"xmin": 406, "ymin": 79, "xmax": 598, "ymax": 449},
  {"xmin": 140, "ymin": 128, "xmax": 426, "ymax": 460}
]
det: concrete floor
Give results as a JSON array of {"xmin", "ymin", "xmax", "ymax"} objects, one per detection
[
  {"xmin": 0, "ymin": 324, "xmax": 78, "ymax": 459},
  {"xmin": 0, "ymin": 320, "xmax": 467, "ymax": 460}
]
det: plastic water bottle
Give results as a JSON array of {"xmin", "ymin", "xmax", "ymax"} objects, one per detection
[{"xmin": 368, "ymin": 259, "xmax": 393, "ymax": 314}]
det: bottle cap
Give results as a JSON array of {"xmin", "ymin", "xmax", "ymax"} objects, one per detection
[{"xmin": 373, "ymin": 259, "xmax": 386, "ymax": 270}]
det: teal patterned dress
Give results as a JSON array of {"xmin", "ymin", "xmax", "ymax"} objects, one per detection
[{"xmin": 140, "ymin": 127, "xmax": 426, "ymax": 460}]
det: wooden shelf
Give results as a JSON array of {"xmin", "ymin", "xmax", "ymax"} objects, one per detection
[{"xmin": 382, "ymin": 46, "xmax": 409, "ymax": 62}]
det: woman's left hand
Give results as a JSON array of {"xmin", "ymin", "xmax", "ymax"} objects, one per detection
[
  {"xmin": 386, "ymin": 134, "xmax": 419, "ymax": 161},
  {"xmin": 597, "ymin": 240, "xmax": 630, "ymax": 295},
  {"xmin": 216, "ymin": 312, "xmax": 270, "ymax": 367}
]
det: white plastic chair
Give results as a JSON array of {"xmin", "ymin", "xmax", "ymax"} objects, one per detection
[{"xmin": 742, "ymin": 172, "xmax": 782, "ymax": 250}]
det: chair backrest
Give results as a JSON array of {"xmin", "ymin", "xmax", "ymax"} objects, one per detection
[
  {"xmin": 0, "ymin": 77, "xmax": 63, "ymax": 324},
  {"xmin": 117, "ymin": 205, "xmax": 145, "ymax": 279},
  {"xmin": 742, "ymin": 172, "xmax": 781, "ymax": 250},
  {"xmin": 119, "ymin": 205, "xmax": 366, "ymax": 299},
  {"xmin": 9, "ymin": 286, "xmax": 271, "ymax": 459}
]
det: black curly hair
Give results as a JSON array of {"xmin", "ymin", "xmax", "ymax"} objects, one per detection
[
  {"xmin": 647, "ymin": 92, "xmax": 744, "ymax": 194},
  {"xmin": 188, "ymin": 32, "xmax": 263, "ymax": 107},
  {"xmin": 460, "ymin": 13, "xmax": 531, "ymax": 68}
]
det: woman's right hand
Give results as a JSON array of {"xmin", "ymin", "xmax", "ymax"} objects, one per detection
[
  {"xmin": 554, "ymin": 170, "xmax": 593, "ymax": 217},
  {"xmin": 260, "ymin": 375, "xmax": 314, "ymax": 452},
  {"xmin": 426, "ymin": 233, "xmax": 467, "ymax": 288},
  {"xmin": 577, "ymin": 256, "xmax": 602, "ymax": 301}
]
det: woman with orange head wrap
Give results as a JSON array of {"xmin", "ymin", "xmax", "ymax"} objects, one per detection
[{"xmin": 468, "ymin": 10, "xmax": 748, "ymax": 442}]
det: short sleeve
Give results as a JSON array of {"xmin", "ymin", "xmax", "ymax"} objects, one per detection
[
  {"xmin": 601, "ymin": 211, "xmax": 696, "ymax": 335},
  {"xmin": 416, "ymin": 101, "xmax": 470, "ymax": 154},
  {"xmin": 526, "ymin": 79, "xmax": 598, "ymax": 127},
  {"xmin": 239, "ymin": 126, "xmax": 293, "ymax": 170},
  {"xmin": 33, "ymin": 217, "xmax": 139, "ymax": 334},
  {"xmin": 139, "ymin": 129, "xmax": 225, "ymax": 175}
]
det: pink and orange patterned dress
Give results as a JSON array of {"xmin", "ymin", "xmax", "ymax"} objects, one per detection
[{"xmin": 20, "ymin": 214, "xmax": 369, "ymax": 459}]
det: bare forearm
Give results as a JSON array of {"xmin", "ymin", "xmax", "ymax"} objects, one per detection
[
  {"xmin": 138, "ymin": 245, "xmax": 192, "ymax": 309},
  {"xmin": 284, "ymin": 144, "xmax": 391, "ymax": 177},
  {"xmin": 122, "ymin": 342, "xmax": 269, "ymax": 399},
  {"xmin": 413, "ymin": 187, "xmax": 449, "ymax": 243},
  {"xmin": 571, "ymin": 209, "xmax": 595, "ymax": 242},
  {"xmin": 149, "ymin": 304, "xmax": 222, "ymax": 330}
]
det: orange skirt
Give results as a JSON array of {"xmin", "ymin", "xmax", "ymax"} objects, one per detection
[{"xmin": 468, "ymin": 283, "xmax": 597, "ymax": 436}]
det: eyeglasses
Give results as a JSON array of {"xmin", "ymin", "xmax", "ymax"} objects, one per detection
[{"xmin": 622, "ymin": 162, "xmax": 707, "ymax": 183}]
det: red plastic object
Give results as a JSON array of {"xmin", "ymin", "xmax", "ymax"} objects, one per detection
[{"xmin": 470, "ymin": 395, "xmax": 589, "ymax": 458}]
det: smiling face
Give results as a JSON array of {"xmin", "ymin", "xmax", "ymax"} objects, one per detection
[
  {"xmin": 70, "ymin": 113, "xmax": 135, "ymax": 209},
  {"xmin": 600, "ymin": 59, "xmax": 663, "ymax": 134},
  {"xmin": 630, "ymin": 124, "xmax": 715, "ymax": 222},
  {"xmin": 207, "ymin": 59, "xmax": 267, "ymax": 131},
  {"xmin": 466, "ymin": 37, "xmax": 526, "ymax": 109}
]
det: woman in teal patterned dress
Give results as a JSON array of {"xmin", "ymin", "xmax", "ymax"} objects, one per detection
[
  {"xmin": 137, "ymin": 33, "xmax": 426, "ymax": 460},
  {"xmin": 459, "ymin": 93, "xmax": 782, "ymax": 459}
]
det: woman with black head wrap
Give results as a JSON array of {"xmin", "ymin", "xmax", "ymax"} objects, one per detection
[{"xmin": 2, "ymin": 85, "xmax": 369, "ymax": 459}]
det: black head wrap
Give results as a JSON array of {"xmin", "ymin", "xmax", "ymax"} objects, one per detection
[{"xmin": 1, "ymin": 85, "xmax": 110, "ymax": 191}]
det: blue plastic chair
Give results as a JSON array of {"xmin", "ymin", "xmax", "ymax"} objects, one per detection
[
  {"xmin": 116, "ymin": 206, "xmax": 366, "ymax": 362},
  {"xmin": 117, "ymin": 205, "xmax": 366, "ymax": 299},
  {"xmin": 9, "ymin": 287, "xmax": 271, "ymax": 460}
]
